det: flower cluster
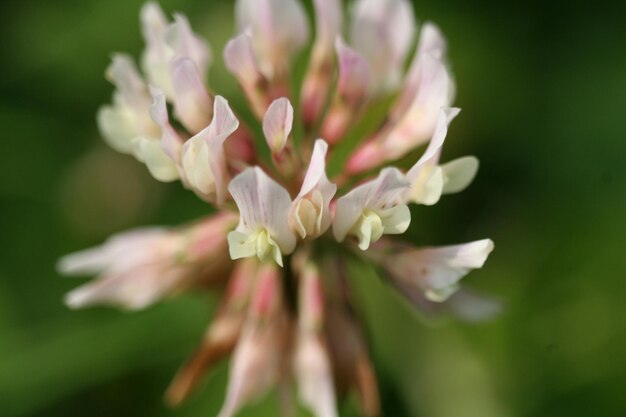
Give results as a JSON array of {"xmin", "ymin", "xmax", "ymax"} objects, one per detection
[{"xmin": 59, "ymin": 1, "xmax": 496, "ymax": 416}]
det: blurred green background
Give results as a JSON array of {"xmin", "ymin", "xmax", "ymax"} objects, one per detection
[{"xmin": 1, "ymin": 0, "xmax": 625, "ymax": 416}]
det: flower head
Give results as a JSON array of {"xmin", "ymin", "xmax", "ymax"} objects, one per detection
[{"xmin": 60, "ymin": 1, "xmax": 495, "ymax": 416}]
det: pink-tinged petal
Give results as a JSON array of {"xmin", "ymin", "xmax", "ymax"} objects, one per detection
[
  {"xmin": 165, "ymin": 13, "xmax": 212, "ymax": 77},
  {"xmin": 166, "ymin": 259, "xmax": 257, "ymax": 407},
  {"xmin": 217, "ymin": 328, "xmax": 280, "ymax": 417},
  {"xmin": 391, "ymin": 22, "xmax": 448, "ymax": 119},
  {"xmin": 224, "ymin": 127, "xmax": 256, "ymax": 163},
  {"xmin": 228, "ymin": 167, "xmax": 296, "ymax": 255},
  {"xmin": 336, "ymin": 37, "xmax": 370, "ymax": 108},
  {"xmin": 57, "ymin": 228, "xmax": 171, "ymax": 276},
  {"xmin": 149, "ymin": 85, "xmax": 184, "ymax": 163},
  {"xmin": 370, "ymin": 239, "xmax": 495, "ymax": 302},
  {"xmin": 294, "ymin": 333, "xmax": 338, "ymax": 417},
  {"xmin": 348, "ymin": 55, "xmax": 454, "ymax": 174},
  {"xmin": 292, "ymin": 261, "xmax": 337, "ymax": 417},
  {"xmin": 59, "ymin": 214, "xmax": 235, "ymax": 311},
  {"xmin": 170, "ymin": 58, "xmax": 213, "ymax": 134},
  {"xmin": 299, "ymin": 0, "xmax": 342, "ymax": 127},
  {"xmin": 290, "ymin": 142, "xmax": 336, "ymax": 239},
  {"xmin": 297, "ymin": 261, "xmax": 326, "ymax": 329},
  {"xmin": 224, "ymin": 32, "xmax": 261, "ymax": 87},
  {"xmin": 320, "ymin": 38, "xmax": 371, "ymax": 143},
  {"xmin": 223, "ymin": 32, "xmax": 269, "ymax": 118},
  {"xmin": 181, "ymin": 96, "xmax": 239, "ymax": 205},
  {"xmin": 218, "ymin": 265, "xmax": 285, "ymax": 417},
  {"xmin": 184, "ymin": 212, "xmax": 239, "ymax": 262},
  {"xmin": 382, "ymin": 54, "xmax": 453, "ymax": 159},
  {"xmin": 345, "ymin": 140, "xmax": 384, "ymax": 174},
  {"xmin": 333, "ymin": 168, "xmax": 409, "ymax": 243},
  {"xmin": 262, "ymin": 97, "xmax": 293, "ymax": 153},
  {"xmin": 325, "ymin": 304, "xmax": 380, "ymax": 417},
  {"xmin": 312, "ymin": 0, "xmax": 342, "ymax": 51},
  {"xmin": 236, "ymin": 0, "xmax": 310, "ymax": 79},
  {"xmin": 60, "ymin": 228, "xmax": 184, "ymax": 310},
  {"xmin": 64, "ymin": 265, "xmax": 184, "ymax": 310},
  {"xmin": 350, "ymin": 0, "xmax": 415, "ymax": 93}
]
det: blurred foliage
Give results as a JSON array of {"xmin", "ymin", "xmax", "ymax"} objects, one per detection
[{"xmin": 1, "ymin": 0, "xmax": 626, "ymax": 416}]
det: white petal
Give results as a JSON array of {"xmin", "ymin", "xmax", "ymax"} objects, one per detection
[
  {"xmin": 293, "ymin": 197, "xmax": 320, "ymax": 239},
  {"xmin": 140, "ymin": 2, "xmax": 174, "ymax": 96},
  {"xmin": 350, "ymin": 210, "xmax": 384, "ymax": 250},
  {"xmin": 350, "ymin": 0, "xmax": 415, "ymax": 93},
  {"xmin": 134, "ymin": 137, "xmax": 180, "ymax": 182},
  {"xmin": 333, "ymin": 168, "xmax": 409, "ymax": 242},
  {"xmin": 408, "ymin": 165, "xmax": 444, "ymax": 206},
  {"xmin": 181, "ymin": 134, "xmax": 214, "ymax": 195},
  {"xmin": 347, "ymin": 204, "xmax": 409, "ymax": 250},
  {"xmin": 291, "ymin": 140, "xmax": 337, "ymax": 238},
  {"xmin": 182, "ymin": 96, "xmax": 239, "ymax": 204},
  {"xmin": 298, "ymin": 140, "xmax": 333, "ymax": 198},
  {"xmin": 106, "ymin": 54, "xmax": 159, "ymax": 138},
  {"xmin": 96, "ymin": 103, "xmax": 137, "ymax": 154},
  {"xmin": 289, "ymin": 139, "xmax": 337, "ymax": 239},
  {"xmin": 228, "ymin": 167, "xmax": 296, "ymax": 255},
  {"xmin": 378, "ymin": 204, "xmax": 411, "ymax": 234},
  {"xmin": 441, "ymin": 156, "xmax": 479, "ymax": 194},
  {"xmin": 170, "ymin": 57, "xmax": 213, "ymax": 133},
  {"xmin": 228, "ymin": 229, "xmax": 284, "ymax": 267},
  {"xmin": 262, "ymin": 97, "xmax": 293, "ymax": 153},
  {"xmin": 227, "ymin": 230, "xmax": 258, "ymax": 260},
  {"xmin": 406, "ymin": 107, "xmax": 460, "ymax": 188}
]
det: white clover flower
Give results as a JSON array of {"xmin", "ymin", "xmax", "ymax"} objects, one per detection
[
  {"xmin": 405, "ymin": 107, "xmax": 480, "ymax": 205},
  {"xmin": 227, "ymin": 167, "xmax": 297, "ymax": 267},
  {"xmin": 290, "ymin": 139, "xmax": 337, "ymax": 239},
  {"xmin": 333, "ymin": 168, "xmax": 411, "ymax": 250},
  {"xmin": 60, "ymin": 1, "xmax": 496, "ymax": 416}
]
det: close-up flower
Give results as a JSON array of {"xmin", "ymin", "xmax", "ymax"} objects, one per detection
[
  {"xmin": 57, "ymin": 1, "xmax": 494, "ymax": 415},
  {"xmin": 4, "ymin": 0, "xmax": 624, "ymax": 417}
]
